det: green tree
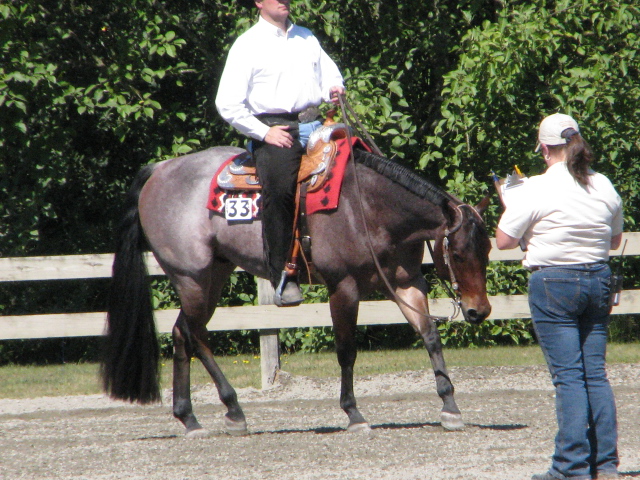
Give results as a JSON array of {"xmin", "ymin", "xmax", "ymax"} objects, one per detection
[
  {"xmin": 421, "ymin": 1, "xmax": 640, "ymax": 225},
  {"xmin": 292, "ymin": 0, "xmax": 500, "ymax": 159},
  {"xmin": 0, "ymin": 0, "xmax": 249, "ymax": 256},
  {"xmin": 1, "ymin": 1, "xmax": 638, "ymax": 356}
]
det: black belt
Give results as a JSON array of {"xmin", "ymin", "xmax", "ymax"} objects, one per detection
[
  {"xmin": 256, "ymin": 106, "xmax": 321, "ymax": 125},
  {"xmin": 256, "ymin": 112, "xmax": 299, "ymax": 124},
  {"xmin": 529, "ymin": 261, "xmax": 606, "ymax": 271}
]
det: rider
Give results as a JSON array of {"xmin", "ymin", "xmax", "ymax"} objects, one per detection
[{"xmin": 216, "ymin": 0, "xmax": 345, "ymax": 306}]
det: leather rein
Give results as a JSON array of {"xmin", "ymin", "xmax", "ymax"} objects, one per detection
[{"xmin": 337, "ymin": 94, "xmax": 466, "ymax": 323}]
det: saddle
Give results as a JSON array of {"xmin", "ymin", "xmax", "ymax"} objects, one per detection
[
  {"xmin": 213, "ymin": 116, "xmax": 350, "ymax": 282},
  {"xmin": 216, "ymin": 118, "xmax": 347, "ymax": 194}
]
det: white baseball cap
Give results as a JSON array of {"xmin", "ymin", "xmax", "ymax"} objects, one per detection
[{"xmin": 535, "ymin": 113, "xmax": 580, "ymax": 152}]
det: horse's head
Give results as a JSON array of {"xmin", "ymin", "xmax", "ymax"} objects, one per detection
[{"xmin": 433, "ymin": 198, "xmax": 492, "ymax": 324}]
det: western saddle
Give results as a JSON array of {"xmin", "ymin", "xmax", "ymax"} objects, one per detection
[{"xmin": 215, "ymin": 115, "xmax": 350, "ymax": 281}]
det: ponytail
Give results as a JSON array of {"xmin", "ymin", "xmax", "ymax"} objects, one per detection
[{"xmin": 549, "ymin": 128, "xmax": 593, "ymax": 186}]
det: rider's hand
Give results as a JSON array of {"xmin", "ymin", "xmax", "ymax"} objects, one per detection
[
  {"xmin": 329, "ymin": 85, "xmax": 346, "ymax": 105},
  {"xmin": 264, "ymin": 125, "xmax": 294, "ymax": 148}
]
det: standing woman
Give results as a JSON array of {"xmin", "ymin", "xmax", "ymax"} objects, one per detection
[{"xmin": 496, "ymin": 113, "xmax": 623, "ymax": 480}]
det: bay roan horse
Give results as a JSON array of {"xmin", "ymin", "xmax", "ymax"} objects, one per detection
[{"xmin": 101, "ymin": 143, "xmax": 492, "ymax": 437}]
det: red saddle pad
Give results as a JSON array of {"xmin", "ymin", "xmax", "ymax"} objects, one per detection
[{"xmin": 207, "ymin": 137, "xmax": 369, "ymax": 217}]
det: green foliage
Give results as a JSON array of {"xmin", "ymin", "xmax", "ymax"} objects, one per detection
[
  {"xmin": 0, "ymin": 0, "xmax": 248, "ymax": 256},
  {"xmin": 292, "ymin": 0, "xmax": 499, "ymax": 161},
  {"xmin": 485, "ymin": 262, "xmax": 530, "ymax": 296},
  {"xmin": 3, "ymin": 0, "xmax": 638, "ymax": 255},
  {"xmin": 2, "ymin": 1, "xmax": 639, "ymax": 360},
  {"xmin": 280, "ymin": 327, "xmax": 335, "ymax": 354},
  {"xmin": 300, "ymin": 284, "xmax": 330, "ymax": 303},
  {"xmin": 157, "ymin": 330, "xmax": 261, "ymax": 358},
  {"xmin": 609, "ymin": 316, "xmax": 640, "ymax": 343},
  {"xmin": 278, "ymin": 318, "xmax": 537, "ymax": 354},
  {"xmin": 218, "ymin": 272, "xmax": 258, "ymax": 307},
  {"xmin": 0, "ymin": 337, "xmax": 104, "ymax": 366},
  {"xmin": 422, "ymin": 1, "xmax": 640, "ymax": 229},
  {"xmin": 150, "ymin": 278, "xmax": 180, "ymax": 310},
  {"xmin": 436, "ymin": 319, "xmax": 534, "ymax": 348}
]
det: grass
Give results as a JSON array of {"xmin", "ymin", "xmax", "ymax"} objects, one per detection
[{"xmin": 1, "ymin": 343, "xmax": 638, "ymax": 400}]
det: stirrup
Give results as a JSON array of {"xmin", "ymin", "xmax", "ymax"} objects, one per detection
[{"xmin": 274, "ymin": 271, "xmax": 303, "ymax": 307}]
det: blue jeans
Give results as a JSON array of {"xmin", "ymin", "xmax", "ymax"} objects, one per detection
[
  {"xmin": 298, "ymin": 120, "xmax": 322, "ymax": 148},
  {"xmin": 529, "ymin": 263, "xmax": 619, "ymax": 479}
]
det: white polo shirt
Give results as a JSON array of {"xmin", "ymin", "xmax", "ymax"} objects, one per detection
[
  {"xmin": 498, "ymin": 162, "xmax": 623, "ymax": 268},
  {"xmin": 215, "ymin": 16, "xmax": 344, "ymax": 141}
]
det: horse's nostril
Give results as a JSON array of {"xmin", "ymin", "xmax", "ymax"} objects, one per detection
[{"xmin": 466, "ymin": 308, "xmax": 486, "ymax": 324}]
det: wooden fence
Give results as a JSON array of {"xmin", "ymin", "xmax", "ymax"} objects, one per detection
[{"xmin": 2, "ymin": 233, "xmax": 639, "ymax": 387}]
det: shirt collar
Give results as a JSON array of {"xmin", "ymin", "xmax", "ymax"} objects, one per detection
[
  {"xmin": 546, "ymin": 161, "xmax": 568, "ymax": 174},
  {"xmin": 256, "ymin": 15, "xmax": 294, "ymax": 37}
]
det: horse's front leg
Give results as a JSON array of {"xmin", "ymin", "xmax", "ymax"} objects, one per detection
[
  {"xmin": 329, "ymin": 281, "xmax": 370, "ymax": 432},
  {"xmin": 395, "ymin": 283, "xmax": 465, "ymax": 431}
]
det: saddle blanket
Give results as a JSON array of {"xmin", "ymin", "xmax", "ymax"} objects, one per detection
[{"xmin": 207, "ymin": 137, "xmax": 369, "ymax": 219}]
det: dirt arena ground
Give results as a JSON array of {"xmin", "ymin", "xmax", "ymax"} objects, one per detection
[{"xmin": 1, "ymin": 364, "xmax": 639, "ymax": 480}]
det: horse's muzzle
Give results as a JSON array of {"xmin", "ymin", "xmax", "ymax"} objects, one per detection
[{"xmin": 462, "ymin": 303, "xmax": 491, "ymax": 324}]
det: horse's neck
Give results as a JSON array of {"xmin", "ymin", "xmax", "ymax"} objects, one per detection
[{"xmin": 352, "ymin": 166, "xmax": 449, "ymax": 241}]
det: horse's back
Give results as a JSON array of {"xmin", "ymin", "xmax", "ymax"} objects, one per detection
[
  {"xmin": 151, "ymin": 146, "xmax": 243, "ymax": 184},
  {"xmin": 137, "ymin": 146, "xmax": 247, "ymax": 269},
  {"xmin": 141, "ymin": 145, "xmax": 243, "ymax": 206}
]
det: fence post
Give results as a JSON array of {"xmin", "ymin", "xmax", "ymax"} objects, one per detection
[{"xmin": 257, "ymin": 278, "xmax": 280, "ymax": 389}]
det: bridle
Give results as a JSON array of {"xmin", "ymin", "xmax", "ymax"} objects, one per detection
[
  {"xmin": 428, "ymin": 230, "xmax": 461, "ymax": 308},
  {"xmin": 337, "ymin": 94, "xmax": 474, "ymax": 323},
  {"xmin": 426, "ymin": 203, "xmax": 484, "ymax": 315}
]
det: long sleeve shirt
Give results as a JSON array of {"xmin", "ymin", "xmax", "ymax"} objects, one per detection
[{"xmin": 215, "ymin": 16, "xmax": 344, "ymax": 141}]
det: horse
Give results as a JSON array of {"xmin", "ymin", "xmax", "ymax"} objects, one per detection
[{"xmin": 101, "ymin": 142, "xmax": 492, "ymax": 437}]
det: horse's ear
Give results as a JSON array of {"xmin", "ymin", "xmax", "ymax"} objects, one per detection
[{"xmin": 475, "ymin": 195, "xmax": 491, "ymax": 216}]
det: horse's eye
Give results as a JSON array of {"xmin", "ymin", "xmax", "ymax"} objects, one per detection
[{"xmin": 453, "ymin": 252, "xmax": 465, "ymax": 263}]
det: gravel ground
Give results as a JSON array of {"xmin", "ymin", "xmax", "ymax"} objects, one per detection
[{"xmin": 1, "ymin": 364, "xmax": 639, "ymax": 480}]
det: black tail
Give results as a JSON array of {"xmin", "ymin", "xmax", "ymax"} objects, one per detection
[{"xmin": 101, "ymin": 164, "xmax": 161, "ymax": 404}]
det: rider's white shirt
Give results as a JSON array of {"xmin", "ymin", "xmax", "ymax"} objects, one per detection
[{"xmin": 215, "ymin": 16, "xmax": 344, "ymax": 141}]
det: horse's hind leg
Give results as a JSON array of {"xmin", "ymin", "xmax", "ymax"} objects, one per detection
[
  {"xmin": 172, "ymin": 312, "xmax": 207, "ymax": 437},
  {"xmin": 396, "ymin": 283, "xmax": 464, "ymax": 431},
  {"xmin": 171, "ymin": 264, "xmax": 247, "ymax": 437},
  {"xmin": 173, "ymin": 316, "xmax": 247, "ymax": 437},
  {"xmin": 330, "ymin": 280, "xmax": 370, "ymax": 432}
]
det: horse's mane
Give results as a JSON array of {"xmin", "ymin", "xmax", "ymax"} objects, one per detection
[{"xmin": 354, "ymin": 149, "xmax": 458, "ymax": 207}]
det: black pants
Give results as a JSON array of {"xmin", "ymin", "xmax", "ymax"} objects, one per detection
[{"xmin": 254, "ymin": 114, "xmax": 304, "ymax": 287}]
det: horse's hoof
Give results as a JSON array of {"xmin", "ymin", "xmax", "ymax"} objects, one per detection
[
  {"xmin": 224, "ymin": 416, "xmax": 249, "ymax": 436},
  {"xmin": 347, "ymin": 422, "xmax": 372, "ymax": 433},
  {"xmin": 185, "ymin": 427, "xmax": 210, "ymax": 439},
  {"xmin": 440, "ymin": 411, "xmax": 465, "ymax": 431}
]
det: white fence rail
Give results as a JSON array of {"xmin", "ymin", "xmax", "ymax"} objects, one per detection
[
  {"xmin": 1, "ymin": 232, "xmax": 638, "ymax": 340},
  {"xmin": 2, "ymin": 233, "xmax": 638, "ymax": 389}
]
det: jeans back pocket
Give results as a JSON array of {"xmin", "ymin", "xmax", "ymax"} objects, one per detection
[{"xmin": 542, "ymin": 277, "xmax": 581, "ymax": 318}]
